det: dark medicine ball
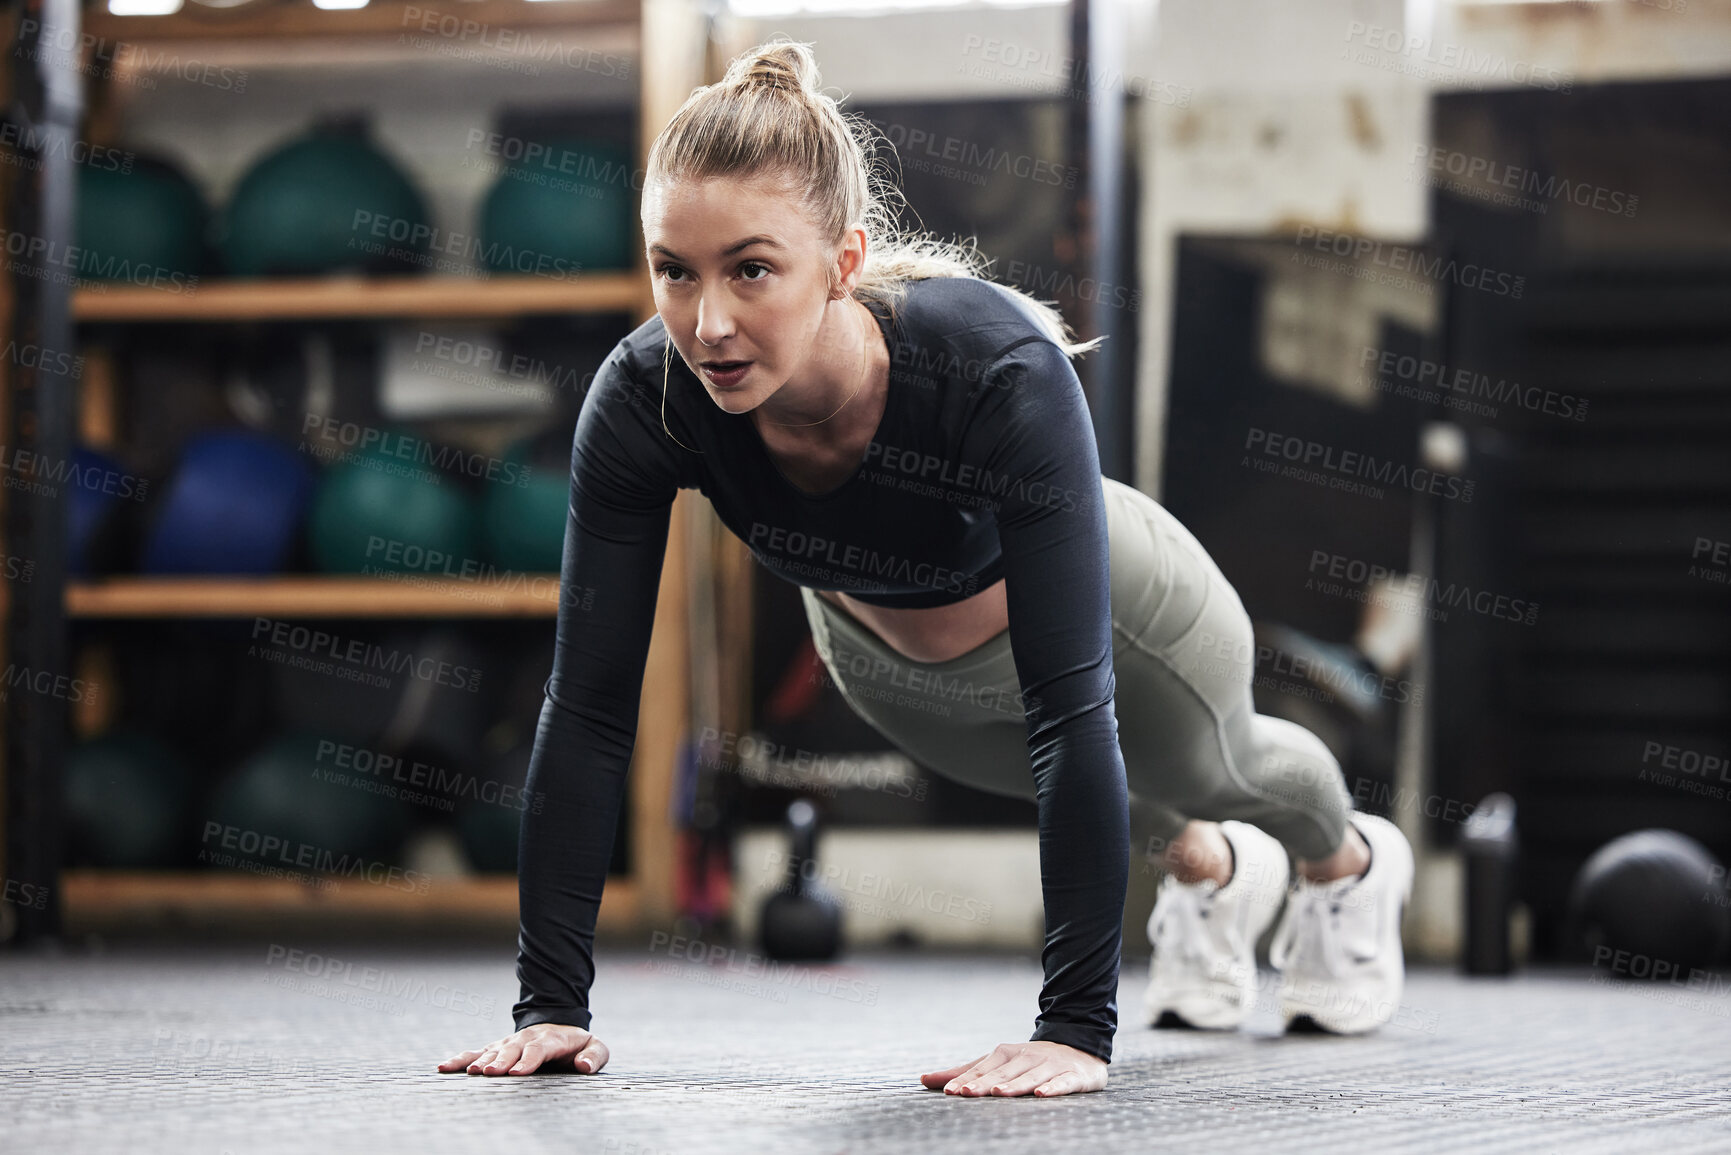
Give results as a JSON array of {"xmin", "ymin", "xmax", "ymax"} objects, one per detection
[
  {"xmin": 1568, "ymin": 829, "xmax": 1731, "ymax": 976},
  {"xmin": 69, "ymin": 445, "xmax": 143, "ymax": 577},
  {"xmin": 218, "ymin": 121, "xmax": 431, "ymax": 276},
  {"xmin": 267, "ymin": 625, "xmax": 489, "ymax": 773},
  {"xmin": 454, "ymin": 741, "xmax": 532, "ymax": 874},
  {"xmin": 65, "ymin": 731, "xmax": 196, "ymax": 868},
  {"xmin": 209, "ymin": 732, "xmax": 409, "ymax": 870},
  {"xmin": 477, "ymin": 137, "xmax": 635, "ymax": 277},
  {"xmin": 76, "ymin": 157, "xmax": 207, "ymax": 286}
]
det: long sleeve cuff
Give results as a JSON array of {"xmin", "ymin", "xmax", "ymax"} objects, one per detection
[
  {"xmin": 1030, "ymin": 1018, "xmax": 1113, "ymax": 1064},
  {"xmin": 513, "ymin": 1004, "xmax": 593, "ymax": 1032}
]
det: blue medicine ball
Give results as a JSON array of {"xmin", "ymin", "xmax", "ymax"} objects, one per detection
[{"xmin": 141, "ymin": 430, "xmax": 317, "ymax": 574}]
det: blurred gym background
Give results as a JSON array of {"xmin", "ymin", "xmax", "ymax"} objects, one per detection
[{"xmin": 3, "ymin": 0, "xmax": 1731, "ymax": 994}]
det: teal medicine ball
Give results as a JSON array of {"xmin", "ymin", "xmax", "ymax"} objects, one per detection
[
  {"xmin": 477, "ymin": 137, "xmax": 635, "ymax": 277},
  {"xmin": 219, "ymin": 124, "xmax": 431, "ymax": 276},
  {"xmin": 307, "ymin": 440, "xmax": 478, "ymax": 575},
  {"xmin": 480, "ymin": 439, "xmax": 568, "ymax": 574},
  {"xmin": 76, "ymin": 157, "xmax": 207, "ymax": 284}
]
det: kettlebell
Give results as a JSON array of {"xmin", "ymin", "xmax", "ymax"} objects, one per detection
[{"xmin": 758, "ymin": 798, "xmax": 844, "ymax": 961}]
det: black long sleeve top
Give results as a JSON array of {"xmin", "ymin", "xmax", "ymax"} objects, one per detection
[{"xmin": 512, "ymin": 275, "xmax": 1129, "ymax": 1063}]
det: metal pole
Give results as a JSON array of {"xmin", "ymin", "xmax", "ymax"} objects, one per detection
[
  {"xmin": 4, "ymin": 0, "xmax": 83, "ymax": 945},
  {"xmin": 1069, "ymin": 0, "xmax": 1133, "ymax": 483}
]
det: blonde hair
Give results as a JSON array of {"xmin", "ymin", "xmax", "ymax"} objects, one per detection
[{"xmin": 644, "ymin": 35, "xmax": 1104, "ymax": 360}]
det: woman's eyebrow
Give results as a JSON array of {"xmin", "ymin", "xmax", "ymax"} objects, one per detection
[{"xmin": 650, "ymin": 235, "xmax": 785, "ymax": 260}]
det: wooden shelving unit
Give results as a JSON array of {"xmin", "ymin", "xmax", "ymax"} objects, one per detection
[
  {"xmin": 66, "ymin": 576, "xmax": 561, "ymax": 619},
  {"xmin": 81, "ymin": 0, "xmax": 640, "ymax": 43},
  {"xmin": 59, "ymin": 871, "xmax": 640, "ymax": 936},
  {"xmin": 73, "ymin": 272, "xmax": 646, "ymax": 323},
  {"xmin": 8, "ymin": 0, "xmax": 730, "ymax": 938}
]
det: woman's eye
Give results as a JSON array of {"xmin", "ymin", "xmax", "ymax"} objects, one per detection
[{"xmin": 656, "ymin": 262, "xmax": 767, "ymax": 283}]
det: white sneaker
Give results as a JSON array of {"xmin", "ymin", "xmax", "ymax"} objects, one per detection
[
  {"xmin": 1144, "ymin": 820, "xmax": 1291, "ymax": 1029},
  {"xmin": 1269, "ymin": 812, "xmax": 1414, "ymax": 1033}
]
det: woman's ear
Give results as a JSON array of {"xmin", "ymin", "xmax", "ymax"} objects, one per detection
[{"xmin": 832, "ymin": 226, "xmax": 868, "ymax": 297}]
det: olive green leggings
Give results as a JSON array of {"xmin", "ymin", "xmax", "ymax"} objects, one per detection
[{"xmin": 800, "ymin": 476, "xmax": 1353, "ymax": 863}]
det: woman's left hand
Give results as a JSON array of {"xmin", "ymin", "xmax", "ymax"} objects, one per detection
[{"xmin": 919, "ymin": 1040, "xmax": 1108, "ymax": 1098}]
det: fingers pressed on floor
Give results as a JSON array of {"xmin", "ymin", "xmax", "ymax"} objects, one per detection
[
  {"xmin": 973, "ymin": 1055, "xmax": 1045, "ymax": 1093},
  {"xmin": 939, "ymin": 1055, "xmax": 991, "ymax": 1090},
  {"xmin": 991, "ymin": 1064, "xmax": 1063, "ymax": 1096},
  {"xmin": 955, "ymin": 1060, "xmax": 1017, "ymax": 1094},
  {"xmin": 490, "ymin": 1042, "xmax": 525, "ymax": 1072},
  {"xmin": 1035, "ymin": 1073, "xmax": 1080, "ymax": 1097},
  {"xmin": 509, "ymin": 1042, "xmax": 544, "ymax": 1073},
  {"xmin": 576, "ymin": 1044, "xmax": 605, "ymax": 1073},
  {"xmin": 961, "ymin": 1054, "xmax": 1040, "ymax": 1093}
]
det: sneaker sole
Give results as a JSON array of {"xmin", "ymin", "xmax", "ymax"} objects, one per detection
[{"xmin": 1146, "ymin": 989, "xmax": 1251, "ymax": 1031}]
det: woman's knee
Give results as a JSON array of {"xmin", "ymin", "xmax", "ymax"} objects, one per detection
[{"xmin": 1187, "ymin": 712, "xmax": 1349, "ymax": 857}]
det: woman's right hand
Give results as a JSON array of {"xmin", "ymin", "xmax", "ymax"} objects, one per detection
[{"xmin": 437, "ymin": 1023, "xmax": 609, "ymax": 1077}]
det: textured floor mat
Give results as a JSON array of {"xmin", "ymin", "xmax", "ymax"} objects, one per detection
[{"xmin": 5, "ymin": 941, "xmax": 1729, "ymax": 1154}]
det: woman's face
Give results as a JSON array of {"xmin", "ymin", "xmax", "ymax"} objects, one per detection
[{"xmin": 643, "ymin": 173, "xmax": 858, "ymax": 416}]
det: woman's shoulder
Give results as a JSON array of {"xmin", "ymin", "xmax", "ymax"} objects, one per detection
[
  {"xmin": 609, "ymin": 311, "xmax": 673, "ymax": 380},
  {"xmin": 568, "ymin": 314, "xmax": 695, "ymax": 496},
  {"xmin": 897, "ymin": 276, "xmax": 1059, "ymax": 362},
  {"xmin": 897, "ymin": 279, "xmax": 1076, "ymax": 401}
]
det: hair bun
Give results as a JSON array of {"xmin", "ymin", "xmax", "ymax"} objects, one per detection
[{"xmin": 731, "ymin": 39, "xmax": 818, "ymax": 94}]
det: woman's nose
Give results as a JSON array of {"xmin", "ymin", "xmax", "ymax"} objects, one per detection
[{"xmin": 696, "ymin": 297, "xmax": 734, "ymax": 346}]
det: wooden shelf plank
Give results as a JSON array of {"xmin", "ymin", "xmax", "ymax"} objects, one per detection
[
  {"xmin": 84, "ymin": 0, "xmax": 641, "ymax": 44},
  {"xmin": 61, "ymin": 870, "xmax": 641, "ymax": 935},
  {"xmin": 66, "ymin": 576, "xmax": 562, "ymax": 619},
  {"xmin": 73, "ymin": 273, "xmax": 647, "ymax": 323}
]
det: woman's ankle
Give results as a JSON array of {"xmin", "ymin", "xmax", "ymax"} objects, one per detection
[
  {"xmin": 1162, "ymin": 822, "xmax": 1234, "ymax": 887},
  {"xmin": 1295, "ymin": 822, "xmax": 1371, "ymax": 883}
]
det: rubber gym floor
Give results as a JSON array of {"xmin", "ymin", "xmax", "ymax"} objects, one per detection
[{"xmin": 7, "ymin": 941, "xmax": 1728, "ymax": 1154}]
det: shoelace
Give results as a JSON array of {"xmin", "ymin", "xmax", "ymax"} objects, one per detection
[
  {"xmin": 1269, "ymin": 880, "xmax": 1352, "ymax": 977},
  {"xmin": 1151, "ymin": 877, "xmax": 1219, "ymax": 969}
]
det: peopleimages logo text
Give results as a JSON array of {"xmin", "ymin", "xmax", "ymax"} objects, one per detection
[
  {"xmin": 1410, "ymin": 146, "xmax": 1637, "ymax": 218},
  {"xmin": 863, "ymin": 442, "xmax": 1079, "ymax": 512},
  {"xmin": 1358, "ymin": 347, "xmax": 1588, "ymax": 423},
  {"xmin": 1293, "ymin": 226, "xmax": 1524, "ymax": 299},
  {"xmin": 747, "ymin": 523, "xmax": 980, "ymax": 597},
  {"xmin": 1244, "ymin": 428, "xmax": 1473, "ymax": 502}
]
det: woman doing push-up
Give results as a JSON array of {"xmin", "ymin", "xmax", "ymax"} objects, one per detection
[{"xmin": 440, "ymin": 36, "xmax": 1413, "ymax": 1099}]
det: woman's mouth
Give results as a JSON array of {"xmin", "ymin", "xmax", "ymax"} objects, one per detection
[{"xmin": 701, "ymin": 360, "xmax": 752, "ymax": 388}]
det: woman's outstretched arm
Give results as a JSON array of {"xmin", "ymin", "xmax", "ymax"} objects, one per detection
[
  {"xmin": 511, "ymin": 481, "xmax": 673, "ymax": 1036},
  {"xmin": 921, "ymin": 334, "xmax": 1128, "ymax": 1097},
  {"xmin": 441, "ymin": 343, "xmax": 682, "ymax": 1076}
]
